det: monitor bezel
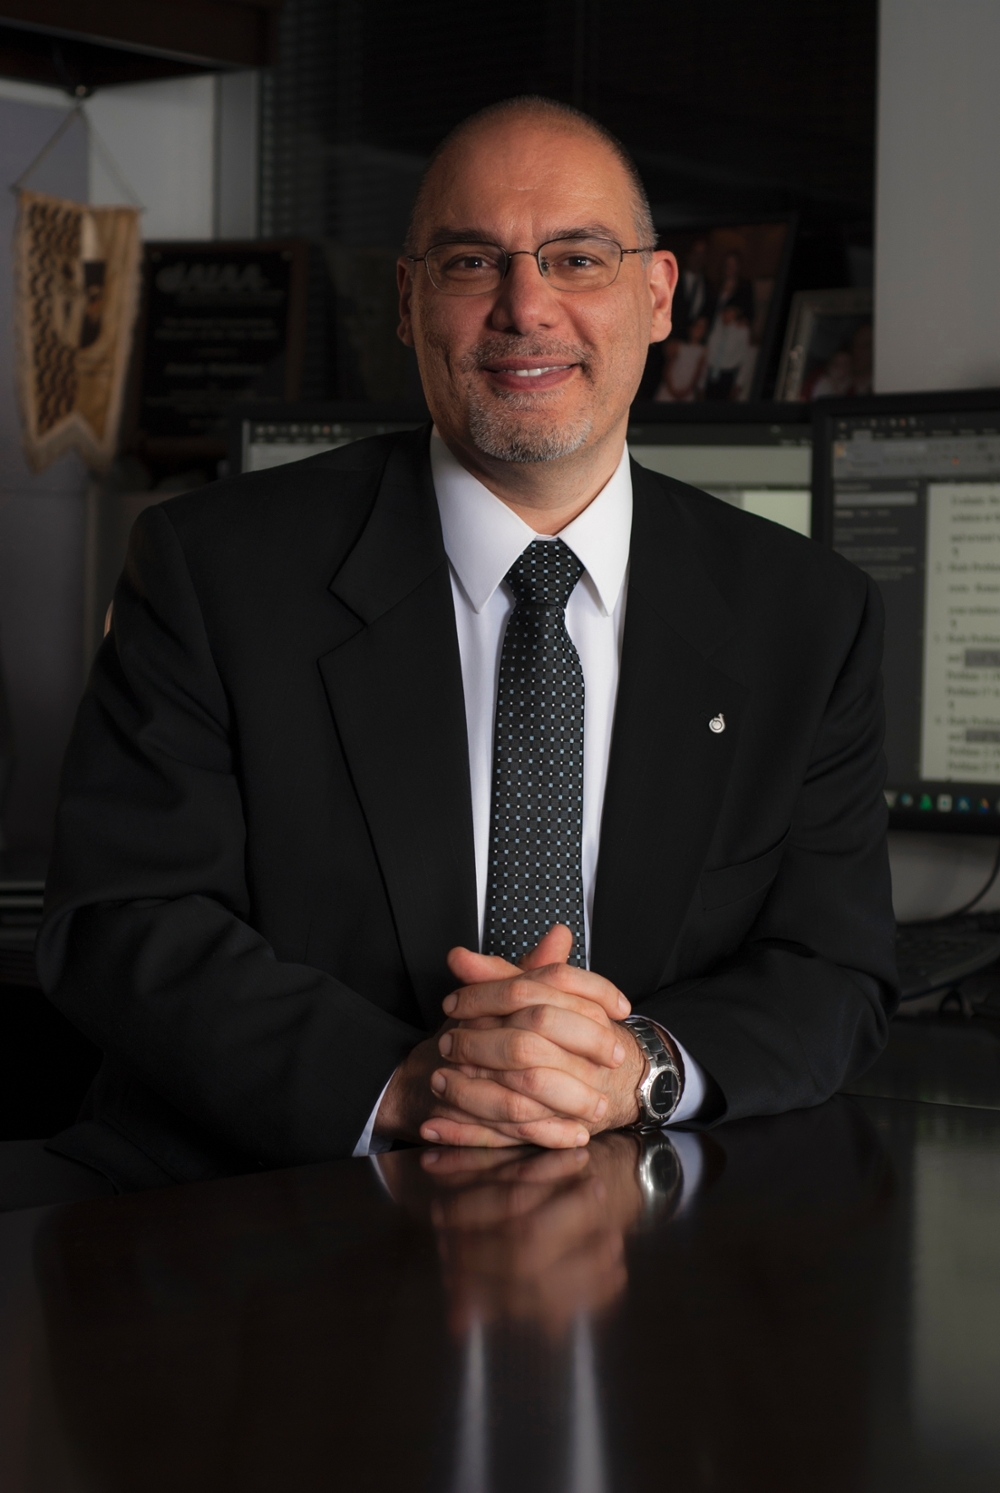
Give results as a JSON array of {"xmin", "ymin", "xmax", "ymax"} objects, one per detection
[
  {"xmin": 812, "ymin": 387, "xmax": 1000, "ymax": 836},
  {"xmin": 628, "ymin": 399, "xmax": 811, "ymax": 431}
]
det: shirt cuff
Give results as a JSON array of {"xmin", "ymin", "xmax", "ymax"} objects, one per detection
[
  {"xmin": 352, "ymin": 1073, "xmax": 396, "ymax": 1157},
  {"xmin": 644, "ymin": 1023, "xmax": 707, "ymax": 1124}
]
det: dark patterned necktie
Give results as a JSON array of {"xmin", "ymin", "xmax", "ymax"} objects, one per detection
[{"xmin": 483, "ymin": 538, "xmax": 587, "ymax": 967}]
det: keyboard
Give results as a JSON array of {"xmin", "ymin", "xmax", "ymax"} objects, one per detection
[
  {"xmin": 895, "ymin": 922, "xmax": 1000, "ymax": 1001},
  {"xmin": 0, "ymin": 874, "xmax": 44, "ymax": 986}
]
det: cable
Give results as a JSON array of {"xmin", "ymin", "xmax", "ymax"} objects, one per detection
[
  {"xmin": 9, "ymin": 98, "xmax": 145, "ymax": 211},
  {"xmin": 901, "ymin": 836, "xmax": 1000, "ymax": 928}
]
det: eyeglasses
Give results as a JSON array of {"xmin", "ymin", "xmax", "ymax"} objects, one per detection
[{"xmin": 407, "ymin": 236, "xmax": 657, "ymax": 295}]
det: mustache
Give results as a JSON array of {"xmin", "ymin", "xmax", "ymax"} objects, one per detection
[{"xmin": 460, "ymin": 337, "xmax": 590, "ymax": 373}]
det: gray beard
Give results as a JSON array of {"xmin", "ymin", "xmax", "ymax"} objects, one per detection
[{"xmin": 466, "ymin": 397, "xmax": 593, "ymax": 463}]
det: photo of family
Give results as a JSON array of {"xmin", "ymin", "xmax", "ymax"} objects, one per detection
[
  {"xmin": 775, "ymin": 289, "xmax": 873, "ymax": 401},
  {"xmin": 639, "ymin": 219, "xmax": 794, "ymax": 403}
]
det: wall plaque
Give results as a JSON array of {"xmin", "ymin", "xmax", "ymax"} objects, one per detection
[{"xmin": 129, "ymin": 239, "xmax": 307, "ymax": 460}]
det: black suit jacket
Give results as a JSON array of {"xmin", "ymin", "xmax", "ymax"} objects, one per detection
[{"xmin": 37, "ymin": 427, "xmax": 897, "ymax": 1190}]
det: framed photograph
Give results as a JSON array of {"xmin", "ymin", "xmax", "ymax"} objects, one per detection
[
  {"xmin": 125, "ymin": 239, "xmax": 308, "ymax": 461},
  {"xmin": 775, "ymin": 288, "xmax": 873, "ymax": 402},
  {"xmin": 638, "ymin": 217, "xmax": 796, "ymax": 404}
]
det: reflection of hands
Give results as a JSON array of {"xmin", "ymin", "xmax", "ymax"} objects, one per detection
[
  {"xmin": 375, "ymin": 925, "xmax": 645, "ymax": 1149},
  {"xmin": 380, "ymin": 1134, "xmax": 646, "ymax": 1337}
]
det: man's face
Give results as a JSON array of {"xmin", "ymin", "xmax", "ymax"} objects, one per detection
[{"xmin": 398, "ymin": 120, "xmax": 676, "ymax": 465}]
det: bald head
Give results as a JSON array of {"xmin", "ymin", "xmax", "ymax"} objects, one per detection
[{"xmin": 405, "ymin": 96, "xmax": 655, "ymax": 256}]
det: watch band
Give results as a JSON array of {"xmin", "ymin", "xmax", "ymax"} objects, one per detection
[{"xmin": 622, "ymin": 1015, "xmax": 684, "ymax": 1130}]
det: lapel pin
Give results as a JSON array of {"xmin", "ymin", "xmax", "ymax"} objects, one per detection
[{"xmin": 709, "ymin": 713, "xmax": 726, "ymax": 734}]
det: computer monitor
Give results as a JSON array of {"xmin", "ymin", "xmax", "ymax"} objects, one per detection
[
  {"xmin": 628, "ymin": 403, "xmax": 812, "ymax": 537},
  {"xmin": 229, "ymin": 402, "xmax": 429, "ymax": 476},
  {"xmin": 231, "ymin": 399, "xmax": 813, "ymax": 539},
  {"xmin": 813, "ymin": 389, "xmax": 1000, "ymax": 834}
]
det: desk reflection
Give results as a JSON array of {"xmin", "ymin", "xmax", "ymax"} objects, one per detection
[
  {"xmin": 25, "ymin": 1099, "xmax": 893, "ymax": 1493},
  {"xmin": 377, "ymin": 1136, "xmax": 692, "ymax": 1493},
  {"xmin": 377, "ymin": 1134, "xmax": 680, "ymax": 1334}
]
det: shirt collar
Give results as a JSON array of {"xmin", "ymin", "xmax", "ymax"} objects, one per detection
[{"xmin": 430, "ymin": 432, "xmax": 632, "ymax": 617}]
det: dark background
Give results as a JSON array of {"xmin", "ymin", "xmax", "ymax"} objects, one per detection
[
  {"xmin": 0, "ymin": 0, "xmax": 877, "ymax": 402},
  {"xmin": 259, "ymin": 0, "xmax": 877, "ymax": 398}
]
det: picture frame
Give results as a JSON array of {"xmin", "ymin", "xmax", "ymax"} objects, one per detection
[
  {"xmin": 638, "ymin": 215, "xmax": 797, "ymax": 404},
  {"xmin": 775, "ymin": 288, "xmax": 873, "ymax": 402}
]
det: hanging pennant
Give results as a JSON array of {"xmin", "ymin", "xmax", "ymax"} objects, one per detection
[{"xmin": 14, "ymin": 189, "xmax": 141, "ymax": 473}]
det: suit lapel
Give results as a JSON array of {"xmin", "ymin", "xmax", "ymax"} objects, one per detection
[
  {"xmin": 591, "ymin": 462, "xmax": 748, "ymax": 997},
  {"xmin": 318, "ymin": 433, "xmax": 478, "ymax": 1028}
]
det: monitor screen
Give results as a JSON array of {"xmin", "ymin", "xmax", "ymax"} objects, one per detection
[
  {"xmin": 231, "ymin": 403, "xmax": 813, "ymax": 540},
  {"xmin": 813, "ymin": 391, "xmax": 1000, "ymax": 833},
  {"xmin": 628, "ymin": 404, "xmax": 812, "ymax": 537}
]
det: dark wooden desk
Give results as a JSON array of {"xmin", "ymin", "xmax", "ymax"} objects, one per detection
[{"xmin": 0, "ymin": 1088, "xmax": 998, "ymax": 1491}]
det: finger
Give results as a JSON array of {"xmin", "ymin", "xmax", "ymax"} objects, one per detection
[
  {"xmin": 440, "ymin": 1037, "xmax": 611, "ymax": 1121},
  {"xmin": 420, "ymin": 1120, "xmax": 525, "ymax": 1148},
  {"xmin": 422, "ymin": 1115, "xmax": 591, "ymax": 1149},
  {"xmin": 484, "ymin": 1065, "xmax": 609, "ymax": 1125},
  {"xmin": 446, "ymin": 945, "xmax": 519, "ymax": 989},
  {"xmin": 444, "ymin": 923, "xmax": 575, "ymax": 994},
  {"xmin": 444, "ymin": 971, "xmax": 628, "ymax": 1025},
  {"xmin": 431, "ymin": 1065, "xmax": 607, "ymax": 1134},
  {"xmin": 447, "ymin": 1006, "xmax": 626, "ymax": 1070},
  {"xmin": 431, "ymin": 1066, "xmax": 553, "ymax": 1124},
  {"xmin": 447, "ymin": 1063, "xmax": 608, "ymax": 1122}
]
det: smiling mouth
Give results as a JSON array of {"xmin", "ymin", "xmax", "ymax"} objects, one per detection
[
  {"xmin": 479, "ymin": 362, "xmax": 580, "ymax": 389},
  {"xmin": 504, "ymin": 366, "xmax": 571, "ymax": 377}
]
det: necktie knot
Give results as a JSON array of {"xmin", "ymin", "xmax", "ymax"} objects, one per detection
[{"xmin": 505, "ymin": 539, "xmax": 584, "ymax": 612}]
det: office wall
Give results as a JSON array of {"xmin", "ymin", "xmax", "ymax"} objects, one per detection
[
  {"xmin": 876, "ymin": 0, "xmax": 1000, "ymax": 917},
  {"xmin": 875, "ymin": 0, "xmax": 1000, "ymax": 394},
  {"xmin": 0, "ymin": 83, "xmax": 89, "ymax": 854},
  {"xmin": 87, "ymin": 71, "xmax": 259, "ymax": 241},
  {"xmin": 0, "ymin": 72, "xmax": 260, "ymax": 854}
]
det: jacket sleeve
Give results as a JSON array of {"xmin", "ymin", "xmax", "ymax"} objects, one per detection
[
  {"xmin": 36, "ymin": 504, "xmax": 424, "ymax": 1168},
  {"xmin": 639, "ymin": 574, "xmax": 898, "ymax": 1124}
]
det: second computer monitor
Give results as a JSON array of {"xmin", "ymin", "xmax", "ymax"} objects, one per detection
[
  {"xmin": 813, "ymin": 389, "xmax": 1000, "ymax": 833},
  {"xmin": 627, "ymin": 403, "xmax": 812, "ymax": 537}
]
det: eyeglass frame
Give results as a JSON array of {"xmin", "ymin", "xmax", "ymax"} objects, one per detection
[{"xmin": 405, "ymin": 235, "xmax": 660, "ymax": 295}]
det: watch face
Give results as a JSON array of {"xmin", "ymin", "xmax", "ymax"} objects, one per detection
[{"xmin": 650, "ymin": 1069, "xmax": 679, "ymax": 1116}]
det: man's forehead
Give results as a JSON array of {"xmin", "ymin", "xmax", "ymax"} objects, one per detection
[{"xmin": 419, "ymin": 120, "xmax": 635, "ymax": 228}]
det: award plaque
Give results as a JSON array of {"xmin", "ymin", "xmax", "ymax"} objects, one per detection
[{"xmin": 128, "ymin": 239, "xmax": 308, "ymax": 460}]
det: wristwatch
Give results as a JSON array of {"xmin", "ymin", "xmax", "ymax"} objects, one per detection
[{"xmin": 622, "ymin": 1015, "xmax": 684, "ymax": 1130}]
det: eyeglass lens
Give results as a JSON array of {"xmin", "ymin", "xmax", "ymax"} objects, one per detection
[{"xmin": 424, "ymin": 238, "xmax": 624, "ymax": 294}]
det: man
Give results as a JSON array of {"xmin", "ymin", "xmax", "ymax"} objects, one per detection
[{"xmin": 35, "ymin": 97, "xmax": 896, "ymax": 1194}]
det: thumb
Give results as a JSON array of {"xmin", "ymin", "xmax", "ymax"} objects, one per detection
[
  {"xmin": 446, "ymin": 945, "xmax": 519, "ymax": 985},
  {"xmin": 519, "ymin": 923, "xmax": 575, "ymax": 970},
  {"xmin": 445, "ymin": 923, "xmax": 574, "ymax": 988}
]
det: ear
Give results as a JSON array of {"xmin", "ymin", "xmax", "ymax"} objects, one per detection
[
  {"xmin": 397, "ymin": 256, "xmax": 415, "ymax": 348},
  {"xmin": 648, "ymin": 249, "xmax": 678, "ymax": 346}
]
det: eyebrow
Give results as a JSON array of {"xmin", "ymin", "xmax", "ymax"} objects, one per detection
[{"xmin": 418, "ymin": 224, "xmax": 625, "ymax": 248}]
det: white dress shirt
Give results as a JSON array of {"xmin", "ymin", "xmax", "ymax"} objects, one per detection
[{"xmin": 352, "ymin": 434, "xmax": 706, "ymax": 1155}]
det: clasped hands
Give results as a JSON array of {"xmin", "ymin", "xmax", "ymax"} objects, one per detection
[{"xmin": 375, "ymin": 924, "xmax": 645, "ymax": 1148}]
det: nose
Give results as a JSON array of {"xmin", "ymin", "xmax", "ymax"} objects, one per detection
[{"xmin": 488, "ymin": 251, "xmax": 562, "ymax": 336}]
